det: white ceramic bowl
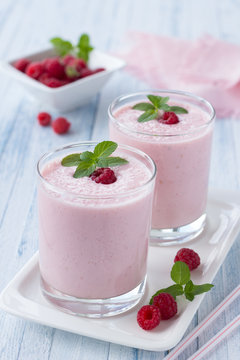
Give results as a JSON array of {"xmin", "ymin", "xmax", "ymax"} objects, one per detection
[{"xmin": 0, "ymin": 48, "xmax": 125, "ymax": 112}]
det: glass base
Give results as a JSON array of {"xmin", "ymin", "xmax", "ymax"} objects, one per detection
[
  {"xmin": 41, "ymin": 276, "xmax": 146, "ymax": 318},
  {"xmin": 150, "ymin": 213, "xmax": 206, "ymax": 246}
]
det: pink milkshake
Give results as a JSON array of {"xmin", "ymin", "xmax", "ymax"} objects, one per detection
[
  {"xmin": 37, "ymin": 141, "xmax": 156, "ymax": 317},
  {"xmin": 109, "ymin": 91, "xmax": 215, "ymax": 245}
]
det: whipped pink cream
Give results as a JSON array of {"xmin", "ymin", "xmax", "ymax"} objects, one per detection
[
  {"xmin": 38, "ymin": 152, "xmax": 154, "ymax": 299},
  {"xmin": 109, "ymin": 100, "xmax": 214, "ymax": 229}
]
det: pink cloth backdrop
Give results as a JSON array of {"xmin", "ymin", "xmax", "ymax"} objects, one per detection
[{"xmin": 118, "ymin": 32, "xmax": 240, "ymax": 118}]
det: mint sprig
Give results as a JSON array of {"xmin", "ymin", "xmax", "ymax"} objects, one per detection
[
  {"xmin": 50, "ymin": 34, "xmax": 94, "ymax": 63},
  {"xmin": 132, "ymin": 94, "xmax": 188, "ymax": 122},
  {"xmin": 150, "ymin": 261, "xmax": 214, "ymax": 304},
  {"xmin": 61, "ymin": 141, "xmax": 128, "ymax": 178}
]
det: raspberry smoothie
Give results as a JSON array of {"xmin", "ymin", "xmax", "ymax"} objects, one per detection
[
  {"xmin": 109, "ymin": 91, "xmax": 215, "ymax": 244},
  {"xmin": 37, "ymin": 142, "xmax": 156, "ymax": 317}
]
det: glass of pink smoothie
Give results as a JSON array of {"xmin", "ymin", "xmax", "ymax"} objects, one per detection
[
  {"xmin": 109, "ymin": 90, "xmax": 215, "ymax": 245},
  {"xmin": 37, "ymin": 141, "xmax": 156, "ymax": 317}
]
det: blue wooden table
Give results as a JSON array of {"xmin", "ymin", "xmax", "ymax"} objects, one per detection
[{"xmin": 0, "ymin": 0, "xmax": 240, "ymax": 359}]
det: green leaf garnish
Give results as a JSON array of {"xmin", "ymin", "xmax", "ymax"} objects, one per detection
[
  {"xmin": 50, "ymin": 33, "xmax": 94, "ymax": 63},
  {"xmin": 132, "ymin": 94, "xmax": 188, "ymax": 122},
  {"xmin": 149, "ymin": 260, "xmax": 214, "ymax": 306},
  {"xmin": 61, "ymin": 153, "xmax": 81, "ymax": 167},
  {"xmin": 50, "ymin": 37, "xmax": 74, "ymax": 57},
  {"xmin": 61, "ymin": 141, "xmax": 128, "ymax": 179},
  {"xmin": 138, "ymin": 110, "xmax": 158, "ymax": 123},
  {"xmin": 132, "ymin": 103, "xmax": 155, "ymax": 111},
  {"xmin": 94, "ymin": 141, "xmax": 118, "ymax": 158},
  {"xmin": 171, "ymin": 261, "xmax": 191, "ymax": 285},
  {"xmin": 76, "ymin": 34, "xmax": 94, "ymax": 62},
  {"xmin": 184, "ymin": 280, "xmax": 214, "ymax": 302},
  {"xmin": 149, "ymin": 284, "xmax": 184, "ymax": 304}
]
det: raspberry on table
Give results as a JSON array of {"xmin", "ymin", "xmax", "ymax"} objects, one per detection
[
  {"xmin": 37, "ymin": 112, "xmax": 51, "ymax": 126},
  {"xmin": 174, "ymin": 248, "xmax": 201, "ymax": 271},
  {"xmin": 152, "ymin": 293, "xmax": 177, "ymax": 320},
  {"xmin": 26, "ymin": 62, "xmax": 44, "ymax": 79},
  {"xmin": 161, "ymin": 111, "xmax": 179, "ymax": 125},
  {"xmin": 90, "ymin": 168, "xmax": 117, "ymax": 185},
  {"xmin": 137, "ymin": 305, "xmax": 161, "ymax": 330},
  {"xmin": 14, "ymin": 58, "xmax": 30, "ymax": 72},
  {"xmin": 52, "ymin": 117, "xmax": 71, "ymax": 134}
]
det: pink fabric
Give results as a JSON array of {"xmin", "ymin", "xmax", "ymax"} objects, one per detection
[{"xmin": 118, "ymin": 32, "xmax": 240, "ymax": 118}]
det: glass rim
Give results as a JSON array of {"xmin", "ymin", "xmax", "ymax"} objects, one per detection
[
  {"xmin": 108, "ymin": 89, "xmax": 216, "ymax": 138},
  {"xmin": 37, "ymin": 141, "xmax": 157, "ymax": 199}
]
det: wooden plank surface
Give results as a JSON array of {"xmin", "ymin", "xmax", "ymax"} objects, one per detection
[{"xmin": 0, "ymin": 0, "xmax": 240, "ymax": 359}]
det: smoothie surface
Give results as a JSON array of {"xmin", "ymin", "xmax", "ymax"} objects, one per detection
[
  {"xmin": 41, "ymin": 153, "xmax": 152, "ymax": 197},
  {"xmin": 113, "ymin": 101, "xmax": 211, "ymax": 136}
]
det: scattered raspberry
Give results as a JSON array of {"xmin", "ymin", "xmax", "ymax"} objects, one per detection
[
  {"xmin": 45, "ymin": 58, "xmax": 65, "ymax": 79},
  {"xmin": 137, "ymin": 305, "xmax": 161, "ymax": 330},
  {"xmin": 26, "ymin": 62, "xmax": 44, "ymax": 79},
  {"xmin": 52, "ymin": 117, "xmax": 71, "ymax": 134},
  {"xmin": 152, "ymin": 293, "xmax": 177, "ymax": 320},
  {"xmin": 174, "ymin": 248, "xmax": 200, "ymax": 271},
  {"xmin": 161, "ymin": 112, "xmax": 179, "ymax": 125},
  {"xmin": 90, "ymin": 168, "xmax": 117, "ymax": 184},
  {"xmin": 14, "ymin": 58, "xmax": 30, "ymax": 72},
  {"xmin": 37, "ymin": 112, "xmax": 51, "ymax": 126}
]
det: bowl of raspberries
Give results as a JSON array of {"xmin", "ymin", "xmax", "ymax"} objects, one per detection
[{"xmin": 1, "ymin": 34, "xmax": 125, "ymax": 111}]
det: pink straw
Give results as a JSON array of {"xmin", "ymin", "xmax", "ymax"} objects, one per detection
[{"xmin": 164, "ymin": 284, "xmax": 240, "ymax": 360}]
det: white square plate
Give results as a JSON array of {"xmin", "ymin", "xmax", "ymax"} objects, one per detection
[
  {"xmin": 0, "ymin": 48, "xmax": 125, "ymax": 112},
  {"xmin": 1, "ymin": 190, "xmax": 240, "ymax": 351}
]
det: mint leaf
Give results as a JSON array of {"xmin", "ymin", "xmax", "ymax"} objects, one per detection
[
  {"xmin": 73, "ymin": 161, "xmax": 96, "ymax": 178},
  {"xmin": 61, "ymin": 153, "xmax": 81, "ymax": 167},
  {"xmin": 147, "ymin": 95, "xmax": 162, "ymax": 108},
  {"xmin": 50, "ymin": 37, "xmax": 73, "ymax": 57},
  {"xmin": 159, "ymin": 96, "xmax": 170, "ymax": 105},
  {"xmin": 76, "ymin": 34, "xmax": 94, "ymax": 62},
  {"xmin": 161, "ymin": 104, "xmax": 171, "ymax": 111},
  {"xmin": 149, "ymin": 284, "xmax": 184, "ymax": 304},
  {"xmin": 169, "ymin": 106, "xmax": 188, "ymax": 114},
  {"xmin": 132, "ymin": 103, "xmax": 155, "ymax": 111},
  {"xmin": 97, "ymin": 157, "xmax": 128, "ymax": 167},
  {"xmin": 138, "ymin": 110, "xmax": 158, "ymax": 123},
  {"xmin": 80, "ymin": 151, "xmax": 95, "ymax": 161},
  {"xmin": 132, "ymin": 94, "xmax": 188, "ymax": 123},
  {"xmin": 61, "ymin": 141, "xmax": 128, "ymax": 179},
  {"xmin": 94, "ymin": 141, "xmax": 117, "ymax": 158},
  {"xmin": 184, "ymin": 280, "xmax": 214, "ymax": 301},
  {"xmin": 171, "ymin": 261, "xmax": 191, "ymax": 285}
]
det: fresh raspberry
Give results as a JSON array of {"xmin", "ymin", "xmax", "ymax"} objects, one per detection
[
  {"xmin": 26, "ymin": 62, "xmax": 44, "ymax": 79},
  {"xmin": 45, "ymin": 58, "xmax": 65, "ymax": 79},
  {"xmin": 92, "ymin": 67, "xmax": 105, "ymax": 75},
  {"xmin": 39, "ymin": 74, "xmax": 64, "ymax": 88},
  {"xmin": 14, "ymin": 58, "xmax": 30, "ymax": 72},
  {"xmin": 52, "ymin": 117, "xmax": 71, "ymax": 134},
  {"xmin": 80, "ymin": 68, "xmax": 93, "ymax": 78},
  {"xmin": 152, "ymin": 293, "xmax": 177, "ymax": 320},
  {"xmin": 137, "ymin": 305, "xmax": 161, "ymax": 330},
  {"xmin": 37, "ymin": 112, "xmax": 52, "ymax": 126},
  {"xmin": 161, "ymin": 112, "xmax": 179, "ymax": 125},
  {"xmin": 174, "ymin": 248, "xmax": 201, "ymax": 271},
  {"xmin": 90, "ymin": 168, "xmax": 117, "ymax": 185},
  {"xmin": 65, "ymin": 58, "xmax": 87, "ymax": 79},
  {"xmin": 62, "ymin": 55, "xmax": 76, "ymax": 66}
]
